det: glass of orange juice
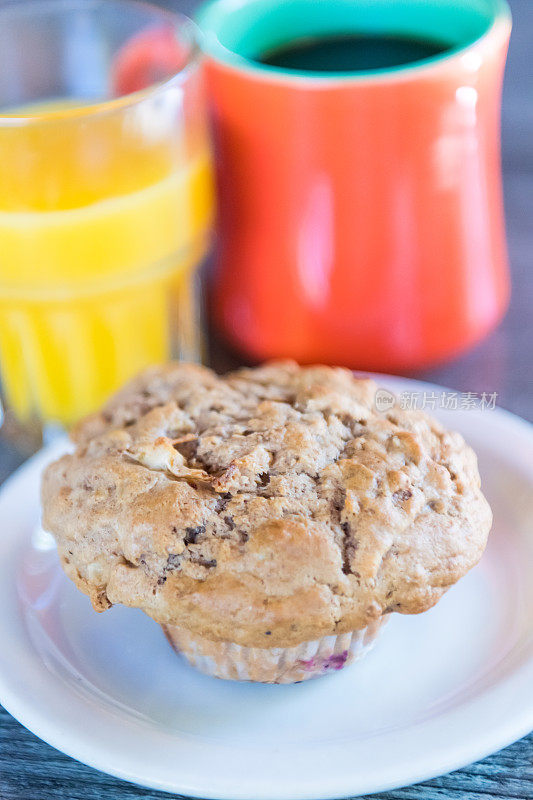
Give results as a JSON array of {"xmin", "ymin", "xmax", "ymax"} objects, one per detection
[{"xmin": 0, "ymin": 0, "xmax": 214, "ymax": 446}]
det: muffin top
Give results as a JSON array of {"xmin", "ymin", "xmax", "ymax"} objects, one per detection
[{"xmin": 42, "ymin": 362, "xmax": 492, "ymax": 648}]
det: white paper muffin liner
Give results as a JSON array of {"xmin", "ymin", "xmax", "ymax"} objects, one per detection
[{"xmin": 162, "ymin": 616, "xmax": 388, "ymax": 684}]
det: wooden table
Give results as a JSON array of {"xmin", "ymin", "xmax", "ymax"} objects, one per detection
[{"xmin": 1, "ymin": 0, "xmax": 531, "ymax": 797}]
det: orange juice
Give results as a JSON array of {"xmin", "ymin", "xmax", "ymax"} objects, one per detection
[{"xmin": 0, "ymin": 99, "xmax": 214, "ymax": 425}]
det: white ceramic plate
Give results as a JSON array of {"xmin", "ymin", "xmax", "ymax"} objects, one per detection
[{"xmin": 0, "ymin": 376, "xmax": 532, "ymax": 800}]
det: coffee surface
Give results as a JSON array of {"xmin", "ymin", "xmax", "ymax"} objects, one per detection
[{"xmin": 256, "ymin": 33, "xmax": 450, "ymax": 72}]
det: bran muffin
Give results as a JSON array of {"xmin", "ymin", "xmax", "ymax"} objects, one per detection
[{"xmin": 41, "ymin": 362, "xmax": 492, "ymax": 683}]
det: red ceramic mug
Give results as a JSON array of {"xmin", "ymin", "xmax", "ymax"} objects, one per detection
[{"xmin": 197, "ymin": 0, "xmax": 511, "ymax": 371}]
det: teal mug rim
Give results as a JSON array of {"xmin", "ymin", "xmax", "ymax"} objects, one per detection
[{"xmin": 196, "ymin": 0, "xmax": 512, "ymax": 83}]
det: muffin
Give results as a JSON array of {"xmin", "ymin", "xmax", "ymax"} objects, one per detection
[{"xmin": 41, "ymin": 362, "xmax": 492, "ymax": 683}]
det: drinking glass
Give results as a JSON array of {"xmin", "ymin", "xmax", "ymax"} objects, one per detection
[{"xmin": 0, "ymin": 0, "xmax": 214, "ymax": 448}]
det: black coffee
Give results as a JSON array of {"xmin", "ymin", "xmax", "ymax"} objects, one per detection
[{"xmin": 256, "ymin": 33, "xmax": 450, "ymax": 72}]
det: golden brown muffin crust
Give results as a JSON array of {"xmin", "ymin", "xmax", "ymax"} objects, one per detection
[{"xmin": 41, "ymin": 362, "xmax": 492, "ymax": 647}]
